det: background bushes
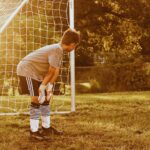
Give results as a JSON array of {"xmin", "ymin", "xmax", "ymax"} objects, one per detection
[{"xmin": 75, "ymin": 62, "xmax": 150, "ymax": 93}]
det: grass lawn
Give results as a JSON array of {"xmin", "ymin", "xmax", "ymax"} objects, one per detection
[{"xmin": 0, "ymin": 91, "xmax": 150, "ymax": 150}]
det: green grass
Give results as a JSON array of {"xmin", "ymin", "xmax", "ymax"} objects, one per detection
[{"xmin": 0, "ymin": 91, "xmax": 150, "ymax": 150}]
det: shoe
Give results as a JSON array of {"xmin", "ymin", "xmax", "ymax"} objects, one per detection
[
  {"xmin": 30, "ymin": 131, "xmax": 45, "ymax": 141},
  {"xmin": 41, "ymin": 126, "xmax": 63, "ymax": 136}
]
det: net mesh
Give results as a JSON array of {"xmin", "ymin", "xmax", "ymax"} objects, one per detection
[
  {"xmin": 0, "ymin": 0, "xmax": 22, "ymax": 29},
  {"xmin": 0, "ymin": 0, "xmax": 72, "ymax": 114}
]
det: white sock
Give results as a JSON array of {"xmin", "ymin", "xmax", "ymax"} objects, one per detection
[
  {"xmin": 30, "ymin": 119, "xmax": 39, "ymax": 132},
  {"xmin": 41, "ymin": 116, "xmax": 50, "ymax": 128}
]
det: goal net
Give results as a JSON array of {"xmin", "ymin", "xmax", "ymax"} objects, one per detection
[{"xmin": 0, "ymin": 0, "xmax": 75, "ymax": 115}]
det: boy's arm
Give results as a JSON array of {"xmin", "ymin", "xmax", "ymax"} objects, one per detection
[
  {"xmin": 38, "ymin": 65, "xmax": 59, "ymax": 103},
  {"xmin": 46, "ymin": 68, "xmax": 59, "ymax": 99},
  {"xmin": 41, "ymin": 65, "xmax": 58, "ymax": 85},
  {"xmin": 48, "ymin": 68, "xmax": 59, "ymax": 84},
  {"xmin": 39, "ymin": 65, "xmax": 60, "ymax": 92}
]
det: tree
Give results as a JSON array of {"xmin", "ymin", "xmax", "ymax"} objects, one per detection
[{"xmin": 75, "ymin": 0, "xmax": 150, "ymax": 66}]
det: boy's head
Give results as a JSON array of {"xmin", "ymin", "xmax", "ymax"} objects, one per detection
[{"xmin": 61, "ymin": 28, "xmax": 80, "ymax": 52}]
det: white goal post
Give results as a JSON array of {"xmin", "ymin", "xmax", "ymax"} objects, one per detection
[
  {"xmin": 0, "ymin": 0, "xmax": 75, "ymax": 115},
  {"xmin": 69, "ymin": 0, "xmax": 75, "ymax": 112}
]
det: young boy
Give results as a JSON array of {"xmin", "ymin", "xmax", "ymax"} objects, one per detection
[{"xmin": 17, "ymin": 28, "xmax": 80, "ymax": 140}]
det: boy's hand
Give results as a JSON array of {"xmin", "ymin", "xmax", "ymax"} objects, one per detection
[
  {"xmin": 38, "ymin": 84, "xmax": 47, "ymax": 104},
  {"xmin": 46, "ymin": 83, "xmax": 53, "ymax": 102}
]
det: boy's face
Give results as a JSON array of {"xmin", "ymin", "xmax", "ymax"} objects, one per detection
[{"xmin": 63, "ymin": 43, "xmax": 77, "ymax": 52}]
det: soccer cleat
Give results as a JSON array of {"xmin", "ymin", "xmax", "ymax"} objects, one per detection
[
  {"xmin": 30, "ymin": 131, "xmax": 45, "ymax": 141},
  {"xmin": 41, "ymin": 126, "xmax": 63, "ymax": 136}
]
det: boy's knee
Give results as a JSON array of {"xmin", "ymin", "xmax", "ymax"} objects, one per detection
[
  {"xmin": 41, "ymin": 100, "xmax": 50, "ymax": 106},
  {"xmin": 31, "ymin": 96, "xmax": 39, "ymax": 104}
]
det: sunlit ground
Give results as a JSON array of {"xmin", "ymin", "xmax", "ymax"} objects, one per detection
[{"xmin": 0, "ymin": 91, "xmax": 150, "ymax": 150}]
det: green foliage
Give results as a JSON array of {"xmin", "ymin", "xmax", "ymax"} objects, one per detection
[
  {"xmin": 76, "ymin": 61, "xmax": 150, "ymax": 93},
  {"xmin": 90, "ymin": 79, "xmax": 101, "ymax": 93},
  {"xmin": 76, "ymin": 83, "xmax": 92, "ymax": 93},
  {"xmin": 75, "ymin": 0, "xmax": 150, "ymax": 66}
]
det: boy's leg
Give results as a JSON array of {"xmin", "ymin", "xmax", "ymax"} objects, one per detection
[
  {"xmin": 40, "ymin": 99, "xmax": 63, "ymax": 136},
  {"xmin": 31, "ymin": 95, "xmax": 50, "ymax": 130},
  {"xmin": 30, "ymin": 96, "xmax": 40, "ymax": 132},
  {"xmin": 18, "ymin": 76, "xmax": 45, "ymax": 140},
  {"xmin": 30, "ymin": 96, "xmax": 46, "ymax": 140},
  {"xmin": 40, "ymin": 101, "xmax": 50, "ymax": 129}
]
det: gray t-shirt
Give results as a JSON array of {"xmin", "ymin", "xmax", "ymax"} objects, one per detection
[{"xmin": 17, "ymin": 43, "xmax": 63, "ymax": 81}]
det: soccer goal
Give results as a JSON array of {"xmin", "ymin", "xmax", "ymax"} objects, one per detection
[{"xmin": 0, "ymin": 0, "xmax": 75, "ymax": 115}]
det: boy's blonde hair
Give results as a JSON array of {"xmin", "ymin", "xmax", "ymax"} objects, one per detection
[{"xmin": 61, "ymin": 28, "xmax": 80, "ymax": 45}]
